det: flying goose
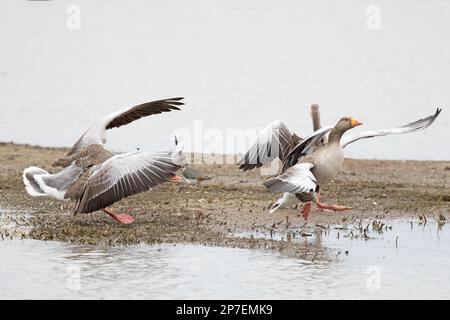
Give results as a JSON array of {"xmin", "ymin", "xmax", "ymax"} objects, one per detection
[
  {"xmin": 23, "ymin": 98, "xmax": 186, "ymax": 224},
  {"xmin": 238, "ymin": 108, "xmax": 442, "ymax": 219}
]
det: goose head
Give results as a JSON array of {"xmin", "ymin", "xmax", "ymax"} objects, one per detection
[
  {"xmin": 336, "ymin": 116, "xmax": 363, "ymax": 131},
  {"xmin": 329, "ymin": 116, "xmax": 363, "ymax": 142}
]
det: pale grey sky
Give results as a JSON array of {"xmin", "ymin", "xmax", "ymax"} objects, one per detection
[{"xmin": 0, "ymin": 0, "xmax": 448, "ymax": 160}]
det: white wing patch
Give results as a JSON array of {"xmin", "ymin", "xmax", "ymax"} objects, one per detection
[
  {"xmin": 263, "ymin": 162, "xmax": 317, "ymax": 194},
  {"xmin": 282, "ymin": 163, "xmax": 317, "ymax": 192},
  {"xmin": 22, "ymin": 166, "xmax": 48, "ymax": 197},
  {"xmin": 34, "ymin": 175, "xmax": 69, "ymax": 201}
]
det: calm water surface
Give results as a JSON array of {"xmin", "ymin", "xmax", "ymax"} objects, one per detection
[{"xmin": 1, "ymin": 220, "xmax": 449, "ymax": 299}]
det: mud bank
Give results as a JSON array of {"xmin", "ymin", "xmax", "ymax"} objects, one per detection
[{"xmin": 0, "ymin": 142, "xmax": 448, "ymax": 257}]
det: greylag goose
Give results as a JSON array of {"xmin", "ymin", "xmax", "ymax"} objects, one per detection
[
  {"xmin": 23, "ymin": 98, "xmax": 185, "ymax": 224},
  {"xmin": 310, "ymin": 104, "xmax": 322, "ymax": 132},
  {"xmin": 238, "ymin": 108, "xmax": 442, "ymax": 219},
  {"xmin": 310, "ymin": 104, "xmax": 327, "ymax": 144},
  {"xmin": 181, "ymin": 166, "xmax": 213, "ymax": 183},
  {"xmin": 171, "ymin": 136, "xmax": 212, "ymax": 183}
]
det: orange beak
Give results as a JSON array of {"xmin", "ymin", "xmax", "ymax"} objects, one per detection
[{"xmin": 351, "ymin": 118, "xmax": 363, "ymax": 127}]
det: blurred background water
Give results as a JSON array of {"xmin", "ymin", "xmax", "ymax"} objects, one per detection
[{"xmin": 0, "ymin": 0, "xmax": 449, "ymax": 160}]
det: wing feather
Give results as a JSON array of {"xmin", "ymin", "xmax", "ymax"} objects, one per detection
[
  {"xmin": 263, "ymin": 162, "xmax": 317, "ymax": 194},
  {"xmin": 238, "ymin": 120, "xmax": 302, "ymax": 171},
  {"xmin": 74, "ymin": 150, "xmax": 184, "ymax": 213},
  {"xmin": 341, "ymin": 108, "xmax": 442, "ymax": 148},
  {"xmin": 66, "ymin": 97, "xmax": 184, "ymax": 156},
  {"xmin": 282, "ymin": 126, "xmax": 333, "ymax": 171}
]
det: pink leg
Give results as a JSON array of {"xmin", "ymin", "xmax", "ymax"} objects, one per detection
[
  {"xmin": 315, "ymin": 192, "xmax": 352, "ymax": 212},
  {"xmin": 300, "ymin": 202, "xmax": 312, "ymax": 219},
  {"xmin": 102, "ymin": 208, "xmax": 134, "ymax": 224},
  {"xmin": 316, "ymin": 192, "xmax": 330, "ymax": 212},
  {"xmin": 316, "ymin": 202, "xmax": 352, "ymax": 211}
]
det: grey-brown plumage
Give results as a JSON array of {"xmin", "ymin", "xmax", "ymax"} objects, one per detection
[
  {"xmin": 239, "ymin": 107, "xmax": 441, "ymax": 215},
  {"xmin": 61, "ymin": 97, "xmax": 184, "ymax": 160},
  {"xmin": 238, "ymin": 104, "xmax": 323, "ymax": 171},
  {"xmin": 238, "ymin": 121, "xmax": 302, "ymax": 171},
  {"xmin": 181, "ymin": 166, "xmax": 212, "ymax": 183},
  {"xmin": 310, "ymin": 104, "xmax": 321, "ymax": 131},
  {"xmin": 311, "ymin": 104, "xmax": 328, "ymax": 144},
  {"xmin": 72, "ymin": 149, "xmax": 183, "ymax": 214},
  {"xmin": 265, "ymin": 118, "xmax": 353, "ymax": 203},
  {"xmin": 105, "ymin": 98, "xmax": 183, "ymax": 130},
  {"xmin": 63, "ymin": 144, "xmax": 114, "ymax": 203},
  {"xmin": 23, "ymin": 97, "xmax": 186, "ymax": 216}
]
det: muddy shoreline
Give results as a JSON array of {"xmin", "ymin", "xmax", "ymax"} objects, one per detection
[{"xmin": 0, "ymin": 142, "xmax": 449, "ymax": 257}]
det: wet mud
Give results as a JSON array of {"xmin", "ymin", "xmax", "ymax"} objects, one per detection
[{"xmin": 0, "ymin": 142, "xmax": 448, "ymax": 257}]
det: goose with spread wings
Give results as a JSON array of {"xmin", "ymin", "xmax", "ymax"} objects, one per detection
[
  {"xmin": 23, "ymin": 97, "xmax": 186, "ymax": 224},
  {"xmin": 238, "ymin": 107, "xmax": 442, "ymax": 219}
]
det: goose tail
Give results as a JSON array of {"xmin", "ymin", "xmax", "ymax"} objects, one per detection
[
  {"xmin": 22, "ymin": 166, "xmax": 49, "ymax": 197},
  {"xmin": 269, "ymin": 193, "xmax": 298, "ymax": 213}
]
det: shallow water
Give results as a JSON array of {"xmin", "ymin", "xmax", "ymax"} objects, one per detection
[{"xmin": 1, "ymin": 220, "xmax": 450, "ymax": 299}]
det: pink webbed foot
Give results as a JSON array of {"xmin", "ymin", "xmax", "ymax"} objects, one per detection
[
  {"xmin": 112, "ymin": 213, "xmax": 135, "ymax": 224},
  {"xmin": 315, "ymin": 192, "xmax": 352, "ymax": 212},
  {"xmin": 300, "ymin": 202, "xmax": 312, "ymax": 220},
  {"xmin": 102, "ymin": 209, "xmax": 135, "ymax": 224},
  {"xmin": 316, "ymin": 202, "xmax": 352, "ymax": 212}
]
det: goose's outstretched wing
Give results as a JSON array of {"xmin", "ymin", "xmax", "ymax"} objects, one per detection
[
  {"xmin": 238, "ymin": 120, "xmax": 302, "ymax": 171},
  {"xmin": 68, "ymin": 97, "xmax": 184, "ymax": 156},
  {"xmin": 263, "ymin": 162, "xmax": 317, "ymax": 194},
  {"xmin": 341, "ymin": 108, "xmax": 442, "ymax": 148},
  {"xmin": 73, "ymin": 150, "xmax": 184, "ymax": 214}
]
